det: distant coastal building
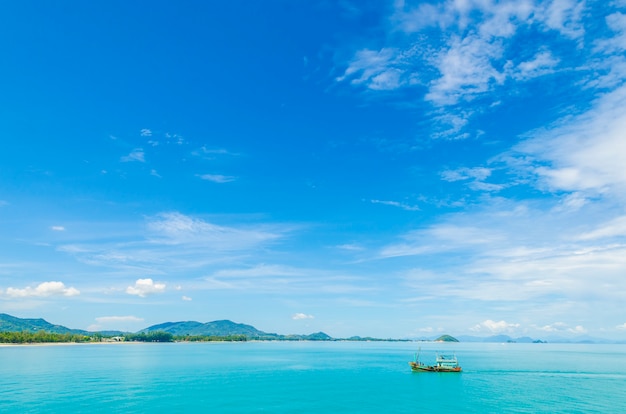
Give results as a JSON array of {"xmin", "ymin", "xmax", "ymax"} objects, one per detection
[{"xmin": 102, "ymin": 336, "xmax": 125, "ymax": 342}]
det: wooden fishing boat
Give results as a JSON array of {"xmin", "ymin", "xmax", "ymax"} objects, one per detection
[{"xmin": 409, "ymin": 351, "xmax": 462, "ymax": 372}]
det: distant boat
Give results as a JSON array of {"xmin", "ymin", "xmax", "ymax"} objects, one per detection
[{"xmin": 409, "ymin": 350, "xmax": 462, "ymax": 372}]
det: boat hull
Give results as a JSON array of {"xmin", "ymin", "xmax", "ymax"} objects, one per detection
[{"xmin": 408, "ymin": 361, "xmax": 462, "ymax": 372}]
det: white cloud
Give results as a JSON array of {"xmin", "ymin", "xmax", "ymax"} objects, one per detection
[
  {"xmin": 140, "ymin": 128, "xmax": 152, "ymax": 137},
  {"xmin": 430, "ymin": 112, "xmax": 471, "ymax": 139},
  {"xmin": 336, "ymin": 0, "xmax": 618, "ymax": 142},
  {"xmin": 126, "ymin": 278, "xmax": 166, "ymax": 297},
  {"xmin": 425, "ymin": 33, "xmax": 505, "ymax": 105},
  {"xmin": 292, "ymin": 313, "xmax": 314, "ymax": 320},
  {"xmin": 617, "ymin": 323, "xmax": 626, "ymax": 330},
  {"xmin": 182, "ymin": 296, "xmax": 192, "ymax": 301},
  {"xmin": 471, "ymin": 319, "xmax": 520, "ymax": 334},
  {"xmin": 538, "ymin": 0, "xmax": 586, "ymax": 40},
  {"xmin": 121, "ymin": 148, "xmax": 145, "ymax": 163},
  {"xmin": 197, "ymin": 174, "xmax": 236, "ymax": 183},
  {"xmin": 512, "ymin": 84, "xmax": 626, "ymax": 197},
  {"xmin": 539, "ymin": 322, "xmax": 587, "ymax": 334},
  {"xmin": 569, "ymin": 325, "xmax": 587, "ymax": 334},
  {"xmin": 51, "ymin": 226, "xmax": 65, "ymax": 231},
  {"xmin": 600, "ymin": 12, "xmax": 626, "ymax": 52},
  {"xmin": 4, "ymin": 281, "xmax": 80, "ymax": 298},
  {"xmin": 339, "ymin": 0, "xmax": 558, "ymax": 106},
  {"xmin": 509, "ymin": 50, "xmax": 560, "ymax": 80},
  {"xmin": 150, "ymin": 169, "xmax": 161, "ymax": 178},
  {"xmin": 538, "ymin": 322, "xmax": 568, "ymax": 332},
  {"xmin": 335, "ymin": 47, "xmax": 411, "ymax": 91}
]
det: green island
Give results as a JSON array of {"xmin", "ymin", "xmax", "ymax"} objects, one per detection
[{"xmin": 0, "ymin": 330, "xmax": 249, "ymax": 344}]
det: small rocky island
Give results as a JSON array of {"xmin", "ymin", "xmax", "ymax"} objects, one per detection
[{"xmin": 434, "ymin": 334, "xmax": 460, "ymax": 342}]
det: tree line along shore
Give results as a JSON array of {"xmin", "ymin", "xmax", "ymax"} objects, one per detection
[{"xmin": 0, "ymin": 331, "xmax": 248, "ymax": 344}]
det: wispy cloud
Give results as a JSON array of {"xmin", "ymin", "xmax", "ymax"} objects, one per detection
[
  {"xmin": 121, "ymin": 148, "xmax": 145, "ymax": 163},
  {"xmin": 192, "ymin": 146, "xmax": 240, "ymax": 160},
  {"xmin": 53, "ymin": 212, "xmax": 292, "ymax": 288},
  {"xmin": 335, "ymin": 244, "xmax": 365, "ymax": 252},
  {"xmin": 203, "ymin": 264, "xmax": 370, "ymax": 295},
  {"xmin": 51, "ymin": 226, "xmax": 66, "ymax": 231},
  {"xmin": 441, "ymin": 167, "xmax": 491, "ymax": 182},
  {"xmin": 335, "ymin": 47, "xmax": 415, "ymax": 91},
  {"xmin": 577, "ymin": 215, "xmax": 626, "ymax": 240},
  {"xmin": 336, "ymin": 0, "xmax": 622, "ymax": 139},
  {"xmin": 95, "ymin": 315, "xmax": 144, "ymax": 324},
  {"xmin": 140, "ymin": 128, "xmax": 152, "ymax": 137},
  {"xmin": 292, "ymin": 313, "xmax": 314, "ymax": 320},
  {"xmin": 165, "ymin": 133, "xmax": 185, "ymax": 145},
  {"xmin": 509, "ymin": 49, "xmax": 559, "ymax": 80},
  {"xmin": 197, "ymin": 174, "xmax": 236, "ymax": 183},
  {"xmin": 509, "ymin": 84, "xmax": 626, "ymax": 198},
  {"xmin": 371, "ymin": 199, "xmax": 419, "ymax": 211},
  {"xmin": 147, "ymin": 212, "xmax": 282, "ymax": 249},
  {"xmin": 440, "ymin": 167, "xmax": 505, "ymax": 192}
]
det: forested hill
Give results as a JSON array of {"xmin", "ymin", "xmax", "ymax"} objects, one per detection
[
  {"xmin": 141, "ymin": 319, "xmax": 332, "ymax": 340},
  {"xmin": 0, "ymin": 313, "xmax": 88, "ymax": 335},
  {"xmin": 140, "ymin": 320, "xmax": 265, "ymax": 337},
  {"xmin": 0, "ymin": 313, "xmax": 331, "ymax": 340}
]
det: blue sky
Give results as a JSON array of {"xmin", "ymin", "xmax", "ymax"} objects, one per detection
[{"xmin": 2, "ymin": 0, "xmax": 626, "ymax": 340}]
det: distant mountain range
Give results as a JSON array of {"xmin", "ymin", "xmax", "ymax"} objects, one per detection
[
  {"xmin": 1, "ymin": 313, "xmax": 622, "ymax": 343},
  {"xmin": 449, "ymin": 334, "xmax": 625, "ymax": 344},
  {"xmin": 455, "ymin": 335, "xmax": 545, "ymax": 343},
  {"xmin": 0, "ymin": 313, "xmax": 330, "ymax": 341},
  {"xmin": 140, "ymin": 319, "xmax": 332, "ymax": 341}
]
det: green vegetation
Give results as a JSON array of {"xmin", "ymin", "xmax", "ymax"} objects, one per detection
[
  {"xmin": 0, "ymin": 330, "xmax": 251, "ymax": 344},
  {"xmin": 0, "ymin": 313, "xmax": 89, "ymax": 335},
  {"xmin": 0, "ymin": 331, "xmax": 91, "ymax": 343},
  {"xmin": 123, "ymin": 331, "xmax": 174, "ymax": 342},
  {"xmin": 175, "ymin": 334, "xmax": 247, "ymax": 342},
  {"xmin": 435, "ymin": 334, "xmax": 460, "ymax": 342}
]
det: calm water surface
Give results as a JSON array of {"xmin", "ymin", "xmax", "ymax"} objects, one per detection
[{"xmin": 1, "ymin": 341, "xmax": 625, "ymax": 413}]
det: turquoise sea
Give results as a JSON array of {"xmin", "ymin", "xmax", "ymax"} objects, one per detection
[{"xmin": 1, "ymin": 341, "xmax": 625, "ymax": 413}]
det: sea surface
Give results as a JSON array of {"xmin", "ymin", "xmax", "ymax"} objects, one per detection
[{"xmin": 1, "ymin": 341, "xmax": 625, "ymax": 413}]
